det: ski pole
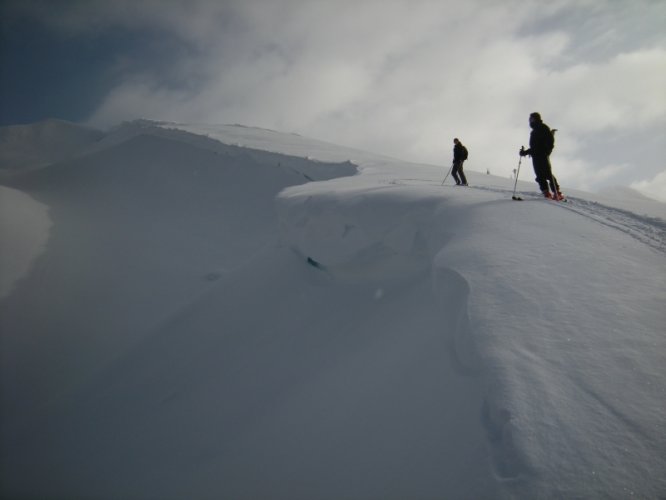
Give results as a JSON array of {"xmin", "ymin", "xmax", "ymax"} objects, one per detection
[
  {"xmin": 441, "ymin": 163, "xmax": 454, "ymax": 185},
  {"xmin": 512, "ymin": 150, "xmax": 524, "ymax": 200}
]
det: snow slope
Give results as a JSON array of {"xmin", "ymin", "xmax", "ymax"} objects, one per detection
[
  {"xmin": 0, "ymin": 119, "xmax": 104, "ymax": 172},
  {"xmin": 0, "ymin": 185, "xmax": 51, "ymax": 299},
  {"xmin": 0, "ymin": 120, "xmax": 664, "ymax": 499}
]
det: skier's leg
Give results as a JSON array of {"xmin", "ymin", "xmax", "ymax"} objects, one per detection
[
  {"xmin": 544, "ymin": 157, "xmax": 559, "ymax": 193},
  {"xmin": 451, "ymin": 161, "xmax": 461, "ymax": 184},
  {"xmin": 533, "ymin": 156, "xmax": 550, "ymax": 194},
  {"xmin": 459, "ymin": 164, "xmax": 468, "ymax": 185}
]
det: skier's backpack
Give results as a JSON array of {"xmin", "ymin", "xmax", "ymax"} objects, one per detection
[
  {"xmin": 544, "ymin": 126, "xmax": 556, "ymax": 155},
  {"xmin": 548, "ymin": 128, "xmax": 557, "ymax": 155},
  {"xmin": 462, "ymin": 145, "xmax": 468, "ymax": 161}
]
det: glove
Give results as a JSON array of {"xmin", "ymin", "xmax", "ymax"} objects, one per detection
[{"xmin": 519, "ymin": 148, "xmax": 530, "ymax": 157}]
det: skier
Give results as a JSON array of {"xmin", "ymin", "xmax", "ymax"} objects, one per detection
[
  {"xmin": 452, "ymin": 138, "xmax": 468, "ymax": 186},
  {"xmin": 519, "ymin": 112, "xmax": 563, "ymax": 200}
]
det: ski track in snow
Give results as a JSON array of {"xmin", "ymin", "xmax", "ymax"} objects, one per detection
[
  {"xmin": 389, "ymin": 178, "xmax": 666, "ymax": 254},
  {"xmin": 552, "ymin": 197, "xmax": 666, "ymax": 254}
]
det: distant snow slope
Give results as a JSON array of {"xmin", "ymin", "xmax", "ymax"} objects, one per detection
[
  {"xmin": 1, "ymin": 119, "xmax": 664, "ymax": 499},
  {"xmin": 0, "ymin": 119, "xmax": 104, "ymax": 171},
  {"xmin": 1, "ymin": 123, "xmax": 356, "ymax": 426}
]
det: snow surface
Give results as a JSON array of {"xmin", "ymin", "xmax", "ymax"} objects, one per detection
[
  {"xmin": 0, "ymin": 185, "xmax": 51, "ymax": 299},
  {"xmin": 1, "ymin": 119, "xmax": 665, "ymax": 499}
]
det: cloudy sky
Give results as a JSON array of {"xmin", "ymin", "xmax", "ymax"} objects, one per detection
[{"xmin": 1, "ymin": 0, "xmax": 665, "ymax": 199}]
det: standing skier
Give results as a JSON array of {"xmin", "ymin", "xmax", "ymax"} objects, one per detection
[
  {"xmin": 519, "ymin": 112, "xmax": 563, "ymax": 200},
  {"xmin": 452, "ymin": 138, "xmax": 468, "ymax": 186}
]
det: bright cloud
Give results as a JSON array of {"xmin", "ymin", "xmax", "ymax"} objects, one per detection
[
  {"xmin": 543, "ymin": 48, "xmax": 666, "ymax": 133},
  {"xmin": 4, "ymin": 0, "xmax": 666, "ymax": 195},
  {"xmin": 632, "ymin": 170, "xmax": 666, "ymax": 202}
]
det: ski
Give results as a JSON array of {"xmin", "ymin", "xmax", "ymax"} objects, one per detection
[{"xmin": 510, "ymin": 193, "xmax": 568, "ymax": 202}]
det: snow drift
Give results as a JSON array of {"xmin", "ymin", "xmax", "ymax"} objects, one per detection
[{"xmin": 1, "ymin": 119, "xmax": 664, "ymax": 499}]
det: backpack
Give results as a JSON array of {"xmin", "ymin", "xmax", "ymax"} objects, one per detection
[
  {"xmin": 549, "ymin": 128, "xmax": 557, "ymax": 154},
  {"xmin": 462, "ymin": 145, "xmax": 468, "ymax": 161},
  {"xmin": 544, "ymin": 125, "xmax": 555, "ymax": 155}
]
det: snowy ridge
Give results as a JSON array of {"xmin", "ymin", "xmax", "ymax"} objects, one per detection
[
  {"xmin": 1, "ymin": 120, "xmax": 665, "ymax": 499},
  {"xmin": 275, "ymin": 163, "xmax": 666, "ymax": 496},
  {"xmin": 475, "ymin": 181, "xmax": 666, "ymax": 253},
  {"xmin": 0, "ymin": 119, "xmax": 104, "ymax": 172},
  {"xmin": 556, "ymin": 197, "xmax": 666, "ymax": 254}
]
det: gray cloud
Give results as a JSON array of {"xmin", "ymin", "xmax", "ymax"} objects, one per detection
[{"xmin": 6, "ymin": 0, "xmax": 666, "ymax": 197}]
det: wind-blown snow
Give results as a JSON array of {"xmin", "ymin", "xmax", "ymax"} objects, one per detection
[
  {"xmin": 1, "ymin": 119, "xmax": 664, "ymax": 499},
  {"xmin": 0, "ymin": 119, "xmax": 104, "ymax": 172}
]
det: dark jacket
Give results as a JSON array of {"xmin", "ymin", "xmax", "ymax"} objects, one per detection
[
  {"xmin": 453, "ymin": 142, "xmax": 467, "ymax": 162},
  {"xmin": 528, "ymin": 121, "xmax": 554, "ymax": 156}
]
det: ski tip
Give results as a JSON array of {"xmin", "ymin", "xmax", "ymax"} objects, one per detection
[{"xmin": 511, "ymin": 196, "xmax": 523, "ymax": 201}]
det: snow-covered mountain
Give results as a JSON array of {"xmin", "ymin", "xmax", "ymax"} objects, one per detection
[
  {"xmin": 0, "ymin": 119, "xmax": 105, "ymax": 172},
  {"xmin": 1, "ymin": 119, "xmax": 664, "ymax": 499}
]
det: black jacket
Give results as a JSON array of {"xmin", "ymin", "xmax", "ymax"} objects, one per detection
[
  {"xmin": 453, "ymin": 142, "xmax": 467, "ymax": 162},
  {"xmin": 528, "ymin": 122, "xmax": 554, "ymax": 156}
]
